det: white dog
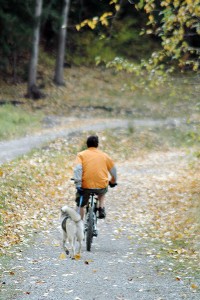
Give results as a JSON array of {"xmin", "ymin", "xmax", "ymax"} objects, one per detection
[{"xmin": 61, "ymin": 205, "xmax": 84, "ymax": 258}]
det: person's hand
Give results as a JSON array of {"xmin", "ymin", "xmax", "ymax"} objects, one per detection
[
  {"xmin": 77, "ymin": 187, "xmax": 84, "ymax": 195},
  {"xmin": 109, "ymin": 182, "xmax": 117, "ymax": 188}
]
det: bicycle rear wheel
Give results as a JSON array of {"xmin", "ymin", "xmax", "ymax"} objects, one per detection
[{"xmin": 86, "ymin": 207, "xmax": 93, "ymax": 251}]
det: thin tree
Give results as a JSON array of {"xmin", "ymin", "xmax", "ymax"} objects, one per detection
[
  {"xmin": 54, "ymin": 0, "xmax": 70, "ymax": 85},
  {"xmin": 27, "ymin": 0, "xmax": 43, "ymax": 98}
]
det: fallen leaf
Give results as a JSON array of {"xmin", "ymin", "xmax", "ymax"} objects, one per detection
[
  {"xmin": 59, "ymin": 253, "xmax": 66, "ymax": 260},
  {"xmin": 84, "ymin": 259, "xmax": 93, "ymax": 264},
  {"xmin": 65, "ymin": 289, "xmax": 73, "ymax": 294},
  {"xmin": 74, "ymin": 253, "xmax": 81, "ymax": 260},
  {"xmin": 176, "ymin": 276, "xmax": 181, "ymax": 281},
  {"xmin": 36, "ymin": 280, "xmax": 46, "ymax": 284},
  {"xmin": 9, "ymin": 271, "xmax": 15, "ymax": 276}
]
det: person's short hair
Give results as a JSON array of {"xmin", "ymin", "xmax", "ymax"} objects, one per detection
[{"xmin": 86, "ymin": 135, "xmax": 99, "ymax": 148}]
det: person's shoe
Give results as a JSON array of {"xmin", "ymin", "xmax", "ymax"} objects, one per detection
[
  {"xmin": 98, "ymin": 207, "xmax": 106, "ymax": 219},
  {"xmin": 93, "ymin": 229, "xmax": 98, "ymax": 237}
]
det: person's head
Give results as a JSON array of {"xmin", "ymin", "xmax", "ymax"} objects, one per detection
[{"xmin": 86, "ymin": 135, "xmax": 99, "ymax": 148}]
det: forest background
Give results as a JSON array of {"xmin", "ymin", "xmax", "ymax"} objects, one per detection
[
  {"xmin": 0, "ymin": 0, "xmax": 199, "ymax": 141},
  {"xmin": 0, "ymin": 0, "xmax": 199, "ymax": 92}
]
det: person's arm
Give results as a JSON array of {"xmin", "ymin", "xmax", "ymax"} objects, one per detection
[
  {"xmin": 106, "ymin": 153, "xmax": 117, "ymax": 183},
  {"xmin": 73, "ymin": 155, "xmax": 83, "ymax": 188},
  {"xmin": 109, "ymin": 165, "xmax": 117, "ymax": 184}
]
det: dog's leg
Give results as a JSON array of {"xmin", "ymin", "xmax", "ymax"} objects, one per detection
[
  {"xmin": 67, "ymin": 236, "xmax": 75, "ymax": 259},
  {"xmin": 77, "ymin": 240, "xmax": 82, "ymax": 254},
  {"xmin": 72, "ymin": 236, "xmax": 76, "ymax": 258},
  {"xmin": 62, "ymin": 232, "xmax": 69, "ymax": 255},
  {"xmin": 76, "ymin": 221, "xmax": 84, "ymax": 254}
]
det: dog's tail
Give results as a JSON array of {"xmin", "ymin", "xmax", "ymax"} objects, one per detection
[{"xmin": 61, "ymin": 206, "xmax": 81, "ymax": 222}]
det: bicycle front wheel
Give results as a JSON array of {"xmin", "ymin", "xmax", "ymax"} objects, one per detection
[{"xmin": 86, "ymin": 207, "xmax": 93, "ymax": 251}]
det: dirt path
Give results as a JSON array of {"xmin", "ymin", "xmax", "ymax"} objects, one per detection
[
  {"xmin": 0, "ymin": 117, "xmax": 183, "ymax": 164},
  {"xmin": 0, "ymin": 118, "xmax": 199, "ymax": 300},
  {"xmin": 1, "ymin": 156, "xmax": 199, "ymax": 299}
]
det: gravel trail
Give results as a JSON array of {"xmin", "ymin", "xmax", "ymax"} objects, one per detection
[
  {"xmin": 1, "ymin": 155, "xmax": 199, "ymax": 300},
  {"xmin": 0, "ymin": 117, "xmax": 183, "ymax": 164},
  {"xmin": 0, "ymin": 117, "xmax": 199, "ymax": 300},
  {"xmin": 1, "ymin": 217, "xmax": 197, "ymax": 300}
]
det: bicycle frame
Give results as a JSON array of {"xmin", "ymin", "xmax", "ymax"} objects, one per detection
[
  {"xmin": 85, "ymin": 192, "xmax": 98, "ymax": 251},
  {"xmin": 86, "ymin": 192, "xmax": 97, "ymax": 213}
]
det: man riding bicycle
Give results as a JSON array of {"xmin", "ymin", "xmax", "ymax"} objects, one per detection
[{"xmin": 73, "ymin": 135, "xmax": 117, "ymax": 219}]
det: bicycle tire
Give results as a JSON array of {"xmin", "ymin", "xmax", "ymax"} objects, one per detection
[{"xmin": 86, "ymin": 207, "xmax": 93, "ymax": 251}]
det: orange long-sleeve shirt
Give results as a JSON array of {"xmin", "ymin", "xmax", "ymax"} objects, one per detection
[{"xmin": 74, "ymin": 147, "xmax": 116, "ymax": 189}]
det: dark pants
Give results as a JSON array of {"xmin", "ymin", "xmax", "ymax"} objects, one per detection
[{"xmin": 75, "ymin": 188, "xmax": 108, "ymax": 207}]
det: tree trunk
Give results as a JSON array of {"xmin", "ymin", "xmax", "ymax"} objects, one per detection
[
  {"xmin": 54, "ymin": 0, "xmax": 70, "ymax": 86},
  {"xmin": 12, "ymin": 50, "xmax": 17, "ymax": 83},
  {"xmin": 27, "ymin": 0, "xmax": 43, "ymax": 98}
]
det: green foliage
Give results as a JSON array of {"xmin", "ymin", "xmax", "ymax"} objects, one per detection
[
  {"xmin": 68, "ymin": 31, "xmax": 117, "ymax": 65},
  {"xmin": 110, "ymin": 17, "xmax": 159, "ymax": 60},
  {"xmin": 0, "ymin": 0, "xmax": 34, "ymax": 75},
  {"xmin": 68, "ymin": 16, "xmax": 159, "ymax": 66},
  {"xmin": 39, "ymin": 49, "xmax": 55, "ymax": 68},
  {"xmin": 0, "ymin": 104, "xmax": 43, "ymax": 140}
]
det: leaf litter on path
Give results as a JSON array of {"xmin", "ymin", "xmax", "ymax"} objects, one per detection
[{"xmin": 0, "ymin": 127, "xmax": 199, "ymax": 299}]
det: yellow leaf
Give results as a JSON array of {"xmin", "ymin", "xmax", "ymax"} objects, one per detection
[
  {"xmin": 191, "ymin": 283, "xmax": 198, "ymax": 289},
  {"xmin": 100, "ymin": 12, "xmax": 113, "ymax": 26},
  {"xmin": 146, "ymin": 29, "xmax": 153, "ymax": 34},
  {"xmin": 186, "ymin": 0, "xmax": 193, "ymax": 4},
  {"xmin": 149, "ymin": 15, "xmax": 154, "ymax": 22},
  {"xmin": 0, "ymin": 168, "xmax": 3, "ymax": 177},
  {"xmin": 76, "ymin": 24, "xmax": 81, "ymax": 31},
  {"xmin": 88, "ymin": 20, "xmax": 96, "ymax": 30},
  {"xmin": 115, "ymin": 5, "xmax": 120, "ymax": 11},
  {"xmin": 194, "ymin": 6, "xmax": 200, "ymax": 16},
  {"xmin": 59, "ymin": 253, "xmax": 66, "ymax": 260},
  {"xmin": 33, "ymin": 221, "xmax": 39, "ymax": 229},
  {"xmin": 74, "ymin": 253, "xmax": 81, "ymax": 260}
]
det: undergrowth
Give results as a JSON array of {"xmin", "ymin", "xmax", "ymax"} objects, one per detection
[
  {"xmin": 0, "ymin": 66, "xmax": 199, "ymax": 124},
  {"xmin": 0, "ymin": 104, "xmax": 43, "ymax": 141}
]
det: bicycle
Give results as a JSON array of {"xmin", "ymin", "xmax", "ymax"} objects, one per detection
[
  {"xmin": 72, "ymin": 179, "xmax": 117, "ymax": 252},
  {"xmin": 84, "ymin": 192, "xmax": 98, "ymax": 251},
  {"xmin": 83, "ymin": 182, "xmax": 117, "ymax": 252}
]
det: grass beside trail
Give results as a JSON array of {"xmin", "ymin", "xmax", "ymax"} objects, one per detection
[
  {"xmin": 0, "ymin": 67, "xmax": 199, "ymax": 141},
  {"xmin": 0, "ymin": 104, "xmax": 43, "ymax": 141}
]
